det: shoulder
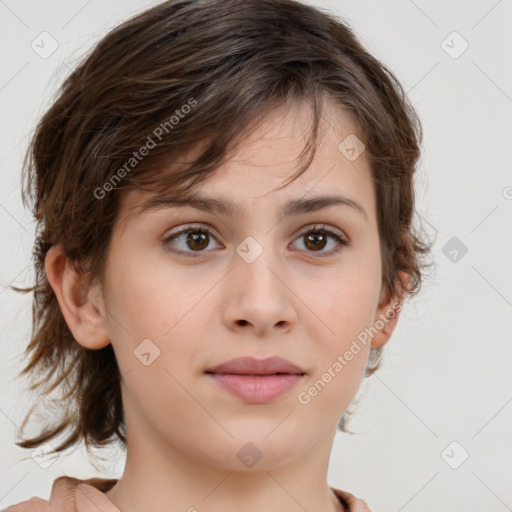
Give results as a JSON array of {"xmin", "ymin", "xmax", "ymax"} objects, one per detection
[
  {"xmin": 1, "ymin": 476, "xmax": 118, "ymax": 512},
  {"xmin": 1, "ymin": 496, "xmax": 49, "ymax": 511},
  {"xmin": 0, "ymin": 475, "xmax": 78, "ymax": 511},
  {"xmin": 331, "ymin": 486, "xmax": 373, "ymax": 512}
]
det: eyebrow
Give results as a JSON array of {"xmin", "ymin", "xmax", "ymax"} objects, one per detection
[{"xmin": 137, "ymin": 193, "xmax": 368, "ymax": 221}]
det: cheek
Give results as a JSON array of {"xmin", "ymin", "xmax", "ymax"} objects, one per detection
[
  {"xmin": 105, "ymin": 247, "xmax": 199, "ymax": 339},
  {"xmin": 104, "ymin": 261, "xmax": 201, "ymax": 424},
  {"xmin": 305, "ymin": 260, "xmax": 380, "ymax": 343},
  {"xmin": 297, "ymin": 275, "xmax": 375, "ymax": 418},
  {"xmin": 104, "ymin": 252, "xmax": 212, "ymax": 393},
  {"xmin": 298, "ymin": 251, "xmax": 380, "ymax": 400}
]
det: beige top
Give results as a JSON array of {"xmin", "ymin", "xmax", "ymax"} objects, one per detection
[{"xmin": 1, "ymin": 476, "xmax": 373, "ymax": 511}]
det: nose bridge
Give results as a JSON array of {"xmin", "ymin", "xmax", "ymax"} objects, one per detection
[{"xmin": 234, "ymin": 232, "xmax": 284, "ymax": 297}]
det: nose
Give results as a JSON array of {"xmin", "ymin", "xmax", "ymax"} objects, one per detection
[{"xmin": 221, "ymin": 243, "xmax": 298, "ymax": 337}]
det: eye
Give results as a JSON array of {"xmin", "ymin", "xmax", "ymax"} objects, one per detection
[
  {"xmin": 162, "ymin": 224, "xmax": 221, "ymax": 257},
  {"xmin": 290, "ymin": 224, "xmax": 349, "ymax": 256},
  {"xmin": 162, "ymin": 223, "xmax": 349, "ymax": 258}
]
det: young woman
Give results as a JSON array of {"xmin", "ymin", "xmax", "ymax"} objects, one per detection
[{"xmin": 4, "ymin": 0, "xmax": 432, "ymax": 510}]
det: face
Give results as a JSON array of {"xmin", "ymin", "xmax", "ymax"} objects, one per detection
[{"xmin": 97, "ymin": 98, "xmax": 394, "ymax": 470}]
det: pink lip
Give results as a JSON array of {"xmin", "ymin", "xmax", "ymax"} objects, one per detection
[
  {"xmin": 207, "ymin": 374, "xmax": 304, "ymax": 403},
  {"xmin": 206, "ymin": 356, "xmax": 305, "ymax": 375},
  {"xmin": 205, "ymin": 356, "xmax": 306, "ymax": 403}
]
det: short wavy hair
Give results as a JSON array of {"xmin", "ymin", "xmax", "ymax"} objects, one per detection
[{"xmin": 10, "ymin": 0, "xmax": 434, "ymax": 458}]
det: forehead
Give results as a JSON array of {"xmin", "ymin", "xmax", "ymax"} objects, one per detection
[{"xmin": 117, "ymin": 97, "xmax": 375, "ymax": 225}]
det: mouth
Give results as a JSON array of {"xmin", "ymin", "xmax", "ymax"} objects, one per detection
[
  {"xmin": 205, "ymin": 356, "xmax": 306, "ymax": 403},
  {"xmin": 205, "ymin": 355, "xmax": 306, "ymax": 376}
]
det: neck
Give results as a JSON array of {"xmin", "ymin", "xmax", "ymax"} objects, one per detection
[{"xmin": 105, "ymin": 419, "xmax": 344, "ymax": 512}]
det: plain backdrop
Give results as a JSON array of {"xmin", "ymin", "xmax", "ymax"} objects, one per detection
[{"xmin": 1, "ymin": 1, "xmax": 511, "ymax": 511}]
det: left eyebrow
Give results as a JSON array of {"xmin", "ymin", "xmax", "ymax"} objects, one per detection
[{"xmin": 136, "ymin": 193, "xmax": 368, "ymax": 221}]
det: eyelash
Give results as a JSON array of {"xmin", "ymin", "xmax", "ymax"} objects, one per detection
[{"xmin": 162, "ymin": 223, "xmax": 349, "ymax": 258}]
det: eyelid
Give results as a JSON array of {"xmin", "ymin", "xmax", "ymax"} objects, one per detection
[
  {"xmin": 296, "ymin": 223, "xmax": 348, "ymax": 242},
  {"xmin": 163, "ymin": 222, "xmax": 220, "ymax": 242}
]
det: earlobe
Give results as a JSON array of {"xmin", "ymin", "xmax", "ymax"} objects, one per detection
[
  {"xmin": 370, "ymin": 271, "xmax": 410, "ymax": 348},
  {"xmin": 44, "ymin": 245, "xmax": 111, "ymax": 350}
]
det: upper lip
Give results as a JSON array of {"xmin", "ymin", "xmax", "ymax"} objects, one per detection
[{"xmin": 206, "ymin": 356, "xmax": 306, "ymax": 375}]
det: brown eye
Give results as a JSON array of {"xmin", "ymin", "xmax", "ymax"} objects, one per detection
[
  {"xmin": 162, "ymin": 223, "xmax": 349, "ymax": 259},
  {"xmin": 292, "ymin": 224, "xmax": 349, "ymax": 256},
  {"xmin": 184, "ymin": 231, "xmax": 209, "ymax": 251},
  {"xmin": 163, "ymin": 225, "xmax": 221, "ymax": 257},
  {"xmin": 303, "ymin": 232, "xmax": 328, "ymax": 251}
]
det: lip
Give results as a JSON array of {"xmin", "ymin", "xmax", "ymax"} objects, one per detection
[
  {"xmin": 208, "ymin": 374, "xmax": 304, "ymax": 403},
  {"xmin": 205, "ymin": 356, "xmax": 306, "ymax": 404},
  {"xmin": 206, "ymin": 356, "xmax": 305, "ymax": 375}
]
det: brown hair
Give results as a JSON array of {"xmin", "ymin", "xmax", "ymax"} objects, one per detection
[{"xmin": 10, "ymin": 0, "xmax": 434, "ymax": 458}]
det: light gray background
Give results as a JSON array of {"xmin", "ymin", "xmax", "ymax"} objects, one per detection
[{"xmin": 1, "ymin": 1, "xmax": 511, "ymax": 511}]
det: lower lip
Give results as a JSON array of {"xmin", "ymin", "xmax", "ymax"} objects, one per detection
[{"xmin": 207, "ymin": 373, "xmax": 304, "ymax": 403}]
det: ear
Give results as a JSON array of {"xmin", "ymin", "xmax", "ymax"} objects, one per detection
[
  {"xmin": 44, "ymin": 245, "xmax": 111, "ymax": 350},
  {"xmin": 370, "ymin": 270, "xmax": 410, "ymax": 348}
]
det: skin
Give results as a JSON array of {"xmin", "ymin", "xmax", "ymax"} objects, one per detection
[{"xmin": 45, "ymin": 97, "xmax": 409, "ymax": 512}]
